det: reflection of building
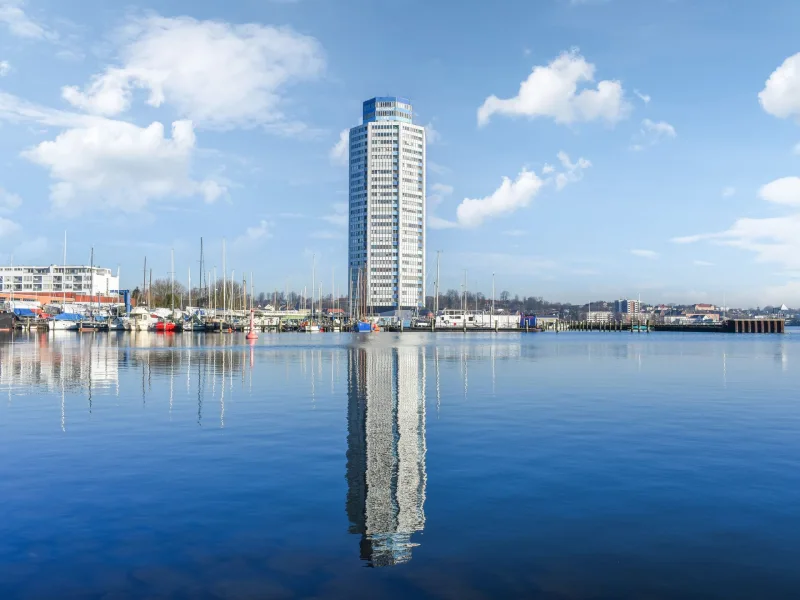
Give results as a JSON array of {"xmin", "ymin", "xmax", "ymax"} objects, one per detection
[{"xmin": 346, "ymin": 346, "xmax": 427, "ymax": 566}]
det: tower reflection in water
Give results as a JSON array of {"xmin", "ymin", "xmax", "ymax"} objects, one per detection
[{"xmin": 346, "ymin": 345, "xmax": 427, "ymax": 567}]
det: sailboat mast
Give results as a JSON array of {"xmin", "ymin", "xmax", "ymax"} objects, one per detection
[
  {"xmin": 89, "ymin": 247, "xmax": 94, "ymax": 316},
  {"xmin": 222, "ymin": 240, "xmax": 227, "ymax": 319},
  {"xmin": 143, "ymin": 257, "xmax": 147, "ymax": 307},
  {"xmin": 171, "ymin": 248, "xmax": 175, "ymax": 312},
  {"xmin": 62, "ymin": 231, "xmax": 67, "ymax": 308},
  {"xmin": 188, "ymin": 267, "xmax": 192, "ymax": 310},
  {"xmin": 435, "ymin": 251, "xmax": 440, "ymax": 314},
  {"xmin": 311, "ymin": 253, "xmax": 315, "ymax": 323}
]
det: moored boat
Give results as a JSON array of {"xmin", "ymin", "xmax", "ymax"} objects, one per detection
[{"xmin": 130, "ymin": 307, "xmax": 155, "ymax": 331}]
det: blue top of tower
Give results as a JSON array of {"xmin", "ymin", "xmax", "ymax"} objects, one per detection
[{"xmin": 362, "ymin": 97, "xmax": 413, "ymax": 124}]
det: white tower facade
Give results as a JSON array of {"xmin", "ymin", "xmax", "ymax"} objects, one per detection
[{"xmin": 349, "ymin": 97, "xmax": 426, "ymax": 315}]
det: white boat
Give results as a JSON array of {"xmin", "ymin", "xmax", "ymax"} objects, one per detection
[
  {"xmin": 49, "ymin": 318, "xmax": 80, "ymax": 331},
  {"xmin": 130, "ymin": 307, "xmax": 155, "ymax": 331},
  {"xmin": 301, "ymin": 323, "xmax": 320, "ymax": 333},
  {"xmin": 107, "ymin": 316, "xmax": 128, "ymax": 331}
]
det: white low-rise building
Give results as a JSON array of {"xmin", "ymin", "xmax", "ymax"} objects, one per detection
[{"xmin": 0, "ymin": 265, "xmax": 119, "ymax": 297}]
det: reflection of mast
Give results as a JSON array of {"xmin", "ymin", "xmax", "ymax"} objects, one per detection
[{"xmin": 346, "ymin": 346, "xmax": 427, "ymax": 567}]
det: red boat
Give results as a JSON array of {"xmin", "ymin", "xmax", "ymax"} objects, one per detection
[{"xmin": 154, "ymin": 320, "xmax": 180, "ymax": 332}]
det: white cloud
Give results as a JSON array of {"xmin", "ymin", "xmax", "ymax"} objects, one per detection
[
  {"xmin": 425, "ymin": 120, "xmax": 441, "ymax": 144},
  {"xmin": 759, "ymin": 53, "xmax": 800, "ymax": 120},
  {"xmin": 21, "ymin": 119, "xmax": 225, "ymax": 213},
  {"xmin": 0, "ymin": 0, "xmax": 52, "ymax": 40},
  {"xmin": 0, "ymin": 216, "xmax": 21, "ymax": 237},
  {"xmin": 693, "ymin": 260, "xmax": 714, "ymax": 267},
  {"xmin": 0, "ymin": 187, "xmax": 21, "ymax": 213},
  {"xmin": 634, "ymin": 89, "xmax": 651, "ymax": 104},
  {"xmin": 427, "ymin": 183, "xmax": 457, "ymax": 229},
  {"xmin": 758, "ymin": 177, "xmax": 800, "ymax": 206},
  {"xmin": 329, "ymin": 129, "xmax": 348, "ymax": 165},
  {"xmin": 673, "ymin": 214, "xmax": 800, "ymax": 269},
  {"xmin": 722, "ymin": 186, "xmax": 736, "ymax": 198},
  {"xmin": 0, "ymin": 60, "xmax": 9, "ymax": 76},
  {"xmin": 555, "ymin": 151, "xmax": 591, "ymax": 190},
  {"xmin": 237, "ymin": 219, "xmax": 272, "ymax": 244},
  {"xmin": 435, "ymin": 152, "xmax": 590, "ymax": 228},
  {"xmin": 503, "ymin": 229, "xmax": 527, "ymax": 237},
  {"xmin": 477, "ymin": 49, "xmax": 629, "ymax": 126},
  {"xmin": 61, "ymin": 15, "xmax": 325, "ymax": 131},
  {"xmin": 456, "ymin": 170, "xmax": 544, "ymax": 227},
  {"xmin": 630, "ymin": 118, "xmax": 676, "ymax": 151},
  {"xmin": 631, "ymin": 249, "xmax": 659, "ymax": 259},
  {"xmin": 321, "ymin": 202, "xmax": 347, "ymax": 227}
]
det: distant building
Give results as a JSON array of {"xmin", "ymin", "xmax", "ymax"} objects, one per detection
[
  {"xmin": 694, "ymin": 303, "xmax": 717, "ymax": 312},
  {"xmin": 614, "ymin": 298, "xmax": 641, "ymax": 317},
  {"xmin": 0, "ymin": 264, "xmax": 120, "ymax": 301},
  {"xmin": 586, "ymin": 311, "xmax": 614, "ymax": 323}
]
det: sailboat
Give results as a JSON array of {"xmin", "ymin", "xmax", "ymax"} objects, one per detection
[
  {"xmin": 352, "ymin": 266, "xmax": 375, "ymax": 333},
  {"xmin": 302, "ymin": 255, "xmax": 320, "ymax": 333}
]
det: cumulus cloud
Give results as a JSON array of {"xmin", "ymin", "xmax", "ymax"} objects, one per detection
[
  {"xmin": 61, "ymin": 15, "xmax": 325, "ymax": 131},
  {"xmin": 634, "ymin": 89, "xmax": 651, "ymax": 104},
  {"xmin": 428, "ymin": 183, "xmax": 458, "ymax": 229},
  {"xmin": 673, "ymin": 210, "xmax": 800, "ymax": 270},
  {"xmin": 759, "ymin": 53, "xmax": 800, "ymax": 119},
  {"xmin": 0, "ymin": 216, "xmax": 21, "ymax": 237},
  {"xmin": 477, "ymin": 50, "xmax": 629, "ymax": 126},
  {"xmin": 722, "ymin": 186, "xmax": 736, "ymax": 198},
  {"xmin": 425, "ymin": 120, "xmax": 441, "ymax": 144},
  {"xmin": 554, "ymin": 151, "xmax": 591, "ymax": 190},
  {"xmin": 21, "ymin": 119, "xmax": 225, "ymax": 213},
  {"xmin": 0, "ymin": 187, "xmax": 21, "ymax": 213},
  {"xmin": 0, "ymin": 0, "xmax": 53, "ymax": 40},
  {"xmin": 758, "ymin": 177, "xmax": 800, "ymax": 206},
  {"xmin": 237, "ymin": 219, "xmax": 272, "ymax": 244},
  {"xmin": 435, "ymin": 151, "xmax": 590, "ymax": 228},
  {"xmin": 456, "ymin": 170, "xmax": 544, "ymax": 228},
  {"xmin": 693, "ymin": 260, "xmax": 714, "ymax": 267},
  {"xmin": 630, "ymin": 118, "xmax": 676, "ymax": 151},
  {"xmin": 631, "ymin": 249, "xmax": 659, "ymax": 259},
  {"xmin": 329, "ymin": 129, "xmax": 348, "ymax": 165},
  {"xmin": 0, "ymin": 60, "xmax": 9, "ymax": 76}
]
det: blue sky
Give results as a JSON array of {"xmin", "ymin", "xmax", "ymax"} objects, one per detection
[{"xmin": 1, "ymin": 0, "xmax": 800, "ymax": 307}]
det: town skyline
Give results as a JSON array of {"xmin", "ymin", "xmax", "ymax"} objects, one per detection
[{"xmin": 1, "ymin": 0, "xmax": 799, "ymax": 306}]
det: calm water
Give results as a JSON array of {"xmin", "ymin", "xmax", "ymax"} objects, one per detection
[{"xmin": 1, "ymin": 330, "xmax": 800, "ymax": 599}]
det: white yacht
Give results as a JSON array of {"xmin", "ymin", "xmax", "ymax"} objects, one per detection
[{"xmin": 130, "ymin": 307, "xmax": 155, "ymax": 331}]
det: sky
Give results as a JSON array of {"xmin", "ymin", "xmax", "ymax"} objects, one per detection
[{"xmin": 1, "ymin": 0, "xmax": 800, "ymax": 307}]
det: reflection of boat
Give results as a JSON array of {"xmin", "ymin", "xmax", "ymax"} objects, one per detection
[
  {"xmin": 130, "ymin": 307, "xmax": 155, "ymax": 331},
  {"xmin": 0, "ymin": 311, "xmax": 13, "ymax": 331}
]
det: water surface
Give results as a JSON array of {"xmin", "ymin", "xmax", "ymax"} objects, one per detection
[{"xmin": 1, "ymin": 330, "xmax": 799, "ymax": 599}]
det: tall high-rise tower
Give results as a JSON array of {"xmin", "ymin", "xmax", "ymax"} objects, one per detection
[{"xmin": 348, "ymin": 97, "xmax": 426, "ymax": 315}]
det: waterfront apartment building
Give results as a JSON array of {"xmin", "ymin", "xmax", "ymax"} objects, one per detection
[
  {"xmin": 0, "ymin": 265, "xmax": 120, "ymax": 298},
  {"xmin": 614, "ymin": 298, "xmax": 641, "ymax": 316},
  {"xmin": 349, "ymin": 97, "xmax": 426, "ymax": 315}
]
